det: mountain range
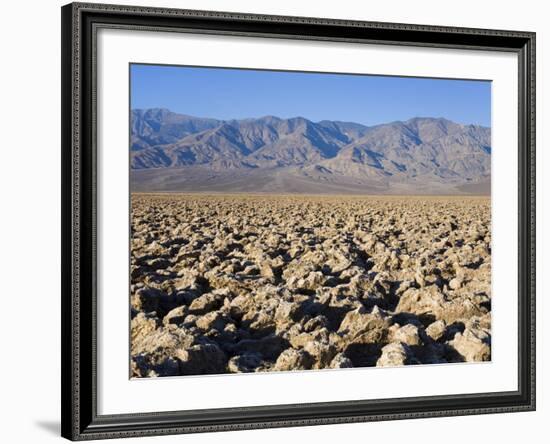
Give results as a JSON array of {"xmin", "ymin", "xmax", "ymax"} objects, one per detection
[{"xmin": 130, "ymin": 108, "xmax": 491, "ymax": 195}]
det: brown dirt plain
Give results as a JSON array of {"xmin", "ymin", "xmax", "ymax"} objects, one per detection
[{"xmin": 130, "ymin": 194, "xmax": 491, "ymax": 377}]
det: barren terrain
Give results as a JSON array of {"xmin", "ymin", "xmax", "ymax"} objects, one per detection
[
  {"xmin": 130, "ymin": 194, "xmax": 491, "ymax": 377},
  {"xmin": 131, "ymin": 111, "xmax": 492, "ymax": 196}
]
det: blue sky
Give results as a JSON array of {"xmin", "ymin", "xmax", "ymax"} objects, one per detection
[{"xmin": 130, "ymin": 64, "xmax": 491, "ymax": 127}]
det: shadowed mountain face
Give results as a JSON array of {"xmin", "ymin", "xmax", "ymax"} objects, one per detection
[{"xmin": 131, "ymin": 108, "xmax": 491, "ymax": 195}]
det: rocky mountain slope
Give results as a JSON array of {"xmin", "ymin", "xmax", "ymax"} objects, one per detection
[{"xmin": 130, "ymin": 109, "xmax": 491, "ymax": 194}]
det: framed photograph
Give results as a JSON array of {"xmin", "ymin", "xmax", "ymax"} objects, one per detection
[{"xmin": 61, "ymin": 2, "xmax": 536, "ymax": 440}]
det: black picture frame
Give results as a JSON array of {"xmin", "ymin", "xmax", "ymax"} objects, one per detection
[{"xmin": 61, "ymin": 2, "xmax": 536, "ymax": 440}]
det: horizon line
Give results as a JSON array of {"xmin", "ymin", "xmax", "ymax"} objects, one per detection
[{"xmin": 130, "ymin": 107, "xmax": 491, "ymax": 129}]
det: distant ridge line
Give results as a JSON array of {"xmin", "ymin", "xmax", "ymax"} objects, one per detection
[{"xmin": 130, "ymin": 109, "xmax": 491, "ymax": 195}]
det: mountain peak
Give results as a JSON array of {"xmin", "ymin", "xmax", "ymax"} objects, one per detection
[
  {"xmin": 130, "ymin": 109, "xmax": 491, "ymax": 195},
  {"xmin": 405, "ymin": 116, "xmax": 454, "ymax": 124},
  {"xmin": 256, "ymin": 115, "xmax": 283, "ymax": 123},
  {"xmin": 402, "ymin": 116, "xmax": 465, "ymax": 142},
  {"xmin": 139, "ymin": 107, "xmax": 174, "ymax": 117}
]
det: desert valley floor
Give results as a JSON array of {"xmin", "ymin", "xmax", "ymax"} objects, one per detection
[{"xmin": 130, "ymin": 194, "xmax": 491, "ymax": 377}]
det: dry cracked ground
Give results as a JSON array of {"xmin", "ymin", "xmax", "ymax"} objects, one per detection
[{"xmin": 130, "ymin": 194, "xmax": 491, "ymax": 378}]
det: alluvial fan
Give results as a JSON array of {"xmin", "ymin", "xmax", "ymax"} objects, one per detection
[{"xmin": 130, "ymin": 194, "xmax": 491, "ymax": 377}]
